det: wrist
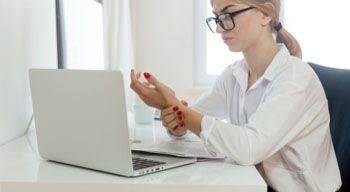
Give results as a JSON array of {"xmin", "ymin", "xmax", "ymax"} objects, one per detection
[
  {"xmin": 180, "ymin": 105, "xmax": 203, "ymax": 137},
  {"xmin": 163, "ymin": 99, "xmax": 182, "ymax": 110}
]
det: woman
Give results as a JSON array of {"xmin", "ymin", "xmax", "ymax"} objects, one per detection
[{"xmin": 130, "ymin": 0, "xmax": 341, "ymax": 191}]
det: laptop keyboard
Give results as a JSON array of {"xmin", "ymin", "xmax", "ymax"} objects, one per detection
[{"xmin": 132, "ymin": 157, "xmax": 166, "ymax": 170}]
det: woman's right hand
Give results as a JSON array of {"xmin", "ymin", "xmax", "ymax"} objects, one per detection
[
  {"xmin": 161, "ymin": 100, "xmax": 188, "ymax": 137},
  {"xmin": 130, "ymin": 70, "xmax": 181, "ymax": 110}
]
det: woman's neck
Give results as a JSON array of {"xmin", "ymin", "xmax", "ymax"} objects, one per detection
[{"xmin": 243, "ymin": 34, "xmax": 279, "ymax": 88}]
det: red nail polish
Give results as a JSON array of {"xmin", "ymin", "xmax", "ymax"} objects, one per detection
[
  {"xmin": 180, "ymin": 122, "xmax": 185, "ymax": 127},
  {"xmin": 173, "ymin": 106, "xmax": 179, "ymax": 112},
  {"xmin": 176, "ymin": 111, "xmax": 183, "ymax": 116},
  {"xmin": 178, "ymin": 116, "xmax": 183, "ymax": 121},
  {"xmin": 144, "ymin": 72, "xmax": 151, "ymax": 79}
]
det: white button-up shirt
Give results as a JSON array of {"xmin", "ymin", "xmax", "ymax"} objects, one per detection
[{"xmin": 192, "ymin": 45, "xmax": 342, "ymax": 192}]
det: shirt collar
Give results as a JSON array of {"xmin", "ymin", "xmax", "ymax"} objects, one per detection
[
  {"xmin": 232, "ymin": 60, "xmax": 249, "ymax": 92},
  {"xmin": 232, "ymin": 44, "xmax": 290, "ymax": 91},
  {"xmin": 262, "ymin": 44, "xmax": 290, "ymax": 81}
]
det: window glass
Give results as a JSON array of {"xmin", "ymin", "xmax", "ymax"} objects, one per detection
[
  {"xmin": 284, "ymin": 0, "xmax": 350, "ymax": 69},
  {"xmin": 61, "ymin": 0, "xmax": 104, "ymax": 70}
]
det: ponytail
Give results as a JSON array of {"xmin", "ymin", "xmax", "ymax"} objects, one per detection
[
  {"xmin": 275, "ymin": 23, "xmax": 303, "ymax": 59},
  {"xmin": 256, "ymin": 0, "xmax": 303, "ymax": 59}
]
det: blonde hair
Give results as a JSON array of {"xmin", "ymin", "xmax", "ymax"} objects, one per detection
[{"xmin": 211, "ymin": 0, "xmax": 302, "ymax": 58}]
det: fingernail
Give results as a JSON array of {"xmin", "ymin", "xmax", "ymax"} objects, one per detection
[
  {"xmin": 176, "ymin": 111, "xmax": 183, "ymax": 116},
  {"xmin": 144, "ymin": 72, "xmax": 151, "ymax": 79},
  {"xmin": 180, "ymin": 122, "xmax": 185, "ymax": 127},
  {"xmin": 173, "ymin": 106, "xmax": 179, "ymax": 112},
  {"xmin": 178, "ymin": 116, "xmax": 183, "ymax": 121}
]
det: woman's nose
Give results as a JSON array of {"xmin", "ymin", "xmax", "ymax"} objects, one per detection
[{"xmin": 216, "ymin": 24, "xmax": 225, "ymax": 34}]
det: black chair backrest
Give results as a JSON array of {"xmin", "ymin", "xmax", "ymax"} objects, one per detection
[{"xmin": 309, "ymin": 63, "xmax": 350, "ymax": 191}]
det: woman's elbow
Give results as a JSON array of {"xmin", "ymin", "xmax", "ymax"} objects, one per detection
[{"xmin": 229, "ymin": 148, "xmax": 265, "ymax": 166}]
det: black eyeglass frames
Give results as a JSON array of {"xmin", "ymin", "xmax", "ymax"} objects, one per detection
[{"xmin": 206, "ymin": 7, "xmax": 255, "ymax": 33}]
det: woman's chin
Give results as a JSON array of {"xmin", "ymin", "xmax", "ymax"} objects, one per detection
[
  {"xmin": 227, "ymin": 45, "xmax": 242, "ymax": 52},
  {"xmin": 225, "ymin": 41, "xmax": 242, "ymax": 52}
]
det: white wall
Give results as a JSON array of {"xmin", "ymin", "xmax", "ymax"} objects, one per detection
[
  {"xmin": 0, "ymin": 0, "xmax": 57, "ymax": 146},
  {"xmin": 131, "ymin": 0, "xmax": 208, "ymax": 102}
]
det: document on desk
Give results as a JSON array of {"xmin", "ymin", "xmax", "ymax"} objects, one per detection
[{"xmin": 131, "ymin": 135, "xmax": 225, "ymax": 159}]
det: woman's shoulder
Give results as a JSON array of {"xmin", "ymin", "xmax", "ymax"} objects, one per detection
[
  {"xmin": 272, "ymin": 55, "xmax": 326, "ymax": 99},
  {"xmin": 282, "ymin": 55, "xmax": 319, "ymax": 83}
]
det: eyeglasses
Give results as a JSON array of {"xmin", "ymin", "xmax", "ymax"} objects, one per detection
[{"xmin": 206, "ymin": 7, "xmax": 255, "ymax": 33}]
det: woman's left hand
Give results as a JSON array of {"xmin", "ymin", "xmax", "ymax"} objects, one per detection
[
  {"xmin": 130, "ymin": 70, "xmax": 180, "ymax": 109},
  {"xmin": 160, "ymin": 101, "xmax": 188, "ymax": 137}
]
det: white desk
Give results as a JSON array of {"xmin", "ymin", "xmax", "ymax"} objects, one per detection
[{"xmin": 0, "ymin": 117, "xmax": 267, "ymax": 192}]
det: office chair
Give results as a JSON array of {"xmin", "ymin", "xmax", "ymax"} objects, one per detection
[{"xmin": 309, "ymin": 63, "xmax": 350, "ymax": 192}]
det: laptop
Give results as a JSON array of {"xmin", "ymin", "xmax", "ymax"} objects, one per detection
[{"xmin": 29, "ymin": 69, "xmax": 196, "ymax": 177}]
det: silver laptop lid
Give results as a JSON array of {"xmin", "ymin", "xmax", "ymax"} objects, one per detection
[{"xmin": 29, "ymin": 69, "xmax": 134, "ymax": 176}]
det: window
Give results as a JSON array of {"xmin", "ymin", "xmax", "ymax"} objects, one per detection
[
  {"xmin": 284, "ymin": 0, "xmax": 350, "ymax": 69},
  {"xmin": 56, "ymin": 0, "xmax": 104, "ymax": 70},
  {"xmin": 195, "ymin": 0, "xmax": 243, "ymax": 86},
  {"xmin": 196, "ymin": 0, "xmax": 350, "ymax": 86},
  {"xmin": 205, "ymin": 4, "xmax": 243, "ymax": 76}
]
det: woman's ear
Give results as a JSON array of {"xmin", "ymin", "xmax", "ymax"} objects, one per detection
[{"xmin": 260, "ymin": 2, "xmax": 275, "ymax": 26}]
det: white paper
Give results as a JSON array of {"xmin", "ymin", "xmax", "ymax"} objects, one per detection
[{"xmin": 131, "ymin": 137, "xmax": 225, "ymax": 159}]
